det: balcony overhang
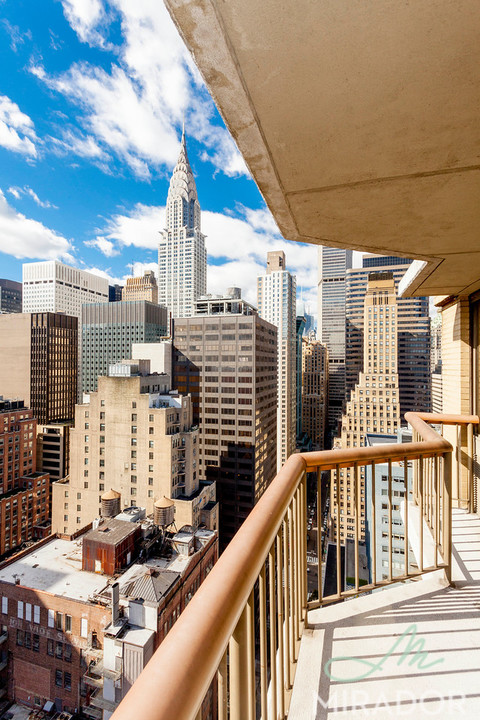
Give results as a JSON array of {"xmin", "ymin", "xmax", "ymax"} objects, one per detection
[{"xmin": 165, "ymin": 0, "xmax": 480, "ymax": 297}]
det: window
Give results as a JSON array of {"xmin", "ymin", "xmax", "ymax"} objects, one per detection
[
  {"xmin": 64, "ymin": 643, "xmax": 72, "ymax": 662},
  {"xmin": 55, "ymin": 669, "xmax": 63, "ymax": 687},
  {"xmin": 56, "ymin": 612, "xmax": 63, "ymax": 630},
  {"xmin": 81, "ymin": 617, "xmax": 88, "ymax": 638},
  {"xmin": 25, "ymin": 602, "xmax": 32, "ymax": 622},
  {"xmin": 16, "ymin": 629, "xmax": 24, "ymax": 646},
  {"xmin": 65, "ymin": 614, "xmax": 72, "ymax": 633},
  {"xmin": 34, "ymin": 605, "xmax": 40, "ymax": 623},
  {"xmin": 47, "ymin": 639, "xmax": 54, "ymax": 656},
  {"xmin": 48, "ymin": 609, "xmax": 54, "ymax": 628},
  {"xmin": 17, "ymin": 600, "xmax": 23, "ymax": 620},
  {"xmin": 55, "ymin": 641, "xmax": 63, "ymax": 659},
  {"xmin": 64, "ymin": 671, "xmax": 71, "ymax": 690},
  {"xmin": 1, "ymin": 597, "xmax": 7, "ymax": 614},
  {"xmin": 33, "ymin": 634, "xmax": 39, "ymax": 652}
]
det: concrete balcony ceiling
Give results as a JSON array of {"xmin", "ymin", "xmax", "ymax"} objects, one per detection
[{"xmin": 165, "ymin": 0, "xmax": 480, "ymax": 297}]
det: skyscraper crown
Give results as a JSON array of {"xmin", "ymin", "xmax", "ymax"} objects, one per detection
[{"xmin": 166, "ymin": 127, "xmax": 199, "ymax": 209}]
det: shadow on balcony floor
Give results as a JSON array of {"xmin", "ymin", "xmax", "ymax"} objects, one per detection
[{"xmin": 290, "ymin": 509, "xmax": 480, "ymax": 719}]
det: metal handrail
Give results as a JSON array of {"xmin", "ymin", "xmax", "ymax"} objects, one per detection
[{"xmin": 111, "ymin": 412, "xmax": 478, "ymax": 720}]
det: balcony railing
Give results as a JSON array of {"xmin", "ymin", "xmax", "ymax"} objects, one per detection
[{"xmin": 111, "ymin": 412, "xmax": 478, "ymax": 720}]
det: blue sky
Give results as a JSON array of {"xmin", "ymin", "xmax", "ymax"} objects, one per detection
[{"xmin": 0, "ymin": 0, "xmax": 321, "ymax": 313}]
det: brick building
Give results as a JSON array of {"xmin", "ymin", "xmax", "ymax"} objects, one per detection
[
  {"xmin": 0, "ymin": 399, "xmax": 50, "ymax": 557},
  {"xmin": 0, "ymin": 514, "xmax": 217, "ymax": 717}
]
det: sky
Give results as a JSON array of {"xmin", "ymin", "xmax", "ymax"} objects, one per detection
[{"xmin": 0, "ymin": 0, "xmax": 324, "ymax": 315}]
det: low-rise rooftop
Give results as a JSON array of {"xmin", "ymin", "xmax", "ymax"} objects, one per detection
[{"xmin": 0, "ymin": 538, "xmax": 110, "ymax": 601}]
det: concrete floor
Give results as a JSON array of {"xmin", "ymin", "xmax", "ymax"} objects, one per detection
[{"xmin": 289, "ymin": 509, "xmax": 480, "ymax": 719}]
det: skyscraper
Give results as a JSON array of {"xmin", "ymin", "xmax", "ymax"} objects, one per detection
[
  {"xmin": 301, "ymin": 337, "xmax": 328, "ymax": 450},
  {"xmin": 345, "ymin": 255, "xmax": 431, "ymax": 418},
  {"xmin": 0, "ymin": 279, "xmax": 22, "ymax": 313},
  {"xmin": 332, "ymin": 272, "xmax": 401, "ymax": 544},
  {"xmin": 173, "ymin": 290, "xmax": 277, "ymax": 549},
  {"xmin": 158, "ymin": 129, "xmax": 207, "ymax": 318},
  {"xmin": 0, "ymin": 312, "xmax": 78, "ymax": 424},
  {"xmin": 318, "ymin": 246, "xmax": 353, "ymax": 439},
  {"xmin": 257, "ymin": 251, "xmax": 296, "ymax": 470},
  {"xmin": 81, "ymin": 301, "xmax": 168, "ymax": 393},
  {"xmin": 122, "ymin": 271, "xmax": 159, "ymax": 304}
]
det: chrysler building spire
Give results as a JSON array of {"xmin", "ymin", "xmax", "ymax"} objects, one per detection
[{"xmin": 158, "ymin": 127, "xmax": 207, "ymax": 318}]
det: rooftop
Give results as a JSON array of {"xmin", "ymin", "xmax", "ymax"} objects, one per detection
[
  {"xmin": 83, "ymin": 518, "xmax": 139, "ymax": 546},
  {"xmin": 0, "ymin": 537, "xmax": 109, "ymax": 601}
]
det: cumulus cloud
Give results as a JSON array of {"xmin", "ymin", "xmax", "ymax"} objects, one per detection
[
  {"xmin": 0, "ymin": 95, "xmax": 38, "ymax": 157},
  {"xmin": 32, "ymin": 1, "xmax": 248, "ymax": 179},
  {"xmin": 84, "ymin": 236, "xmax": 119, "ymax": 257},
  {"xmin": 0, "ymin": 189, "xmax": 73, "ymax": 260}
]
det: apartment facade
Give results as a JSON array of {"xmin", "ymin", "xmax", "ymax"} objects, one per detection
[
  {"xmin": 173, "ymin": 295, "xmax": 277, "ymax": 548},
  {"xmin": 158, "ymin": 129, "xmax": 207, "ymax": 318},
  {"xmin": 301, "ymin": 337, "xmax": 328, "ymax": 450},
  {"xmin": 257, "ymin": 251, "xmax": 296, "ymax": 470},
  {"xmin": 332, "ymin": 273, "xmax": 401, "ymax": 543},
  {"xmin": 0, "ymin": 279, "xmax": 22, "ymax": 314},
  {"xmin": 0, "ymin": 312, "xmax": 78, "ymax": 425},
  {"xmin": 122, "ymin": 271, "xmax": 159, "ymax": 304},
  {"xmin": 345, "ymin": 256, "xmax": 431, "ymax": 419},
  {"xmin": 318, "ymin": 246, "xmax": 353, "ymax": 439},
  {"xmin": 0, "ymin": 400, "xmax": 50, "ymax": 557},
  {"xmin": 81, "ymin": 301, "xmax": 168, "ymax": 393},
  {"xmin": 52, "ymin": 364, "xmax": 216, "ymax": 536}
]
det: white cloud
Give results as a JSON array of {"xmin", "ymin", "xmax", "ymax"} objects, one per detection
[
  {"xmin": 84, "ymin": 236, "xmax": 119, "ymax": 257},
  {"xmin": 35, "ymin": 1, "xmax": 248, "ymax": 179},
  {"xmin": 7, "ymin": 185, "xmax": 57, "ymax": 209},
  {"xmin": 61, "ymin": 0, "xmax": 106, "ymax": 45},
  {"xmin": 100, "ymin": 202, "xmax": 164, "ymax": 251},
  {"xmin": 50, "ymin": 129, "xmax": 109, "ymax": 161},
  {"xmin": 0, "ymin": 95, "xmax": 38, "ymax": 157},
  {"xmin": 0, "ymin": 190, "xmax": 73, "ymax": 260}
]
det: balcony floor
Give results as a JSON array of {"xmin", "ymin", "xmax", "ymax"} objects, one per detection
[{"xmin": 290, "ymin": 509, "xmax": 480, "ymax": 719}]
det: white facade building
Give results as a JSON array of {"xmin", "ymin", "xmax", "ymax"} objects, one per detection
[
  {"xmin": 257, "ymin": 251, "xmax": 296, "ymax": 471},
  {"xmin": 158, "ymin": 129, "xmax": 207, "ymax": 318},
  {"xmin": 23, "ymin": 260, "xmax": 109, "ymax": 398}
]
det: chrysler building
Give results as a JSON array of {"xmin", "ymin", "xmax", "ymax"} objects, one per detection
[{"xmin": 158, "ymin": 128, "xmax": 207, "ymax": 318}]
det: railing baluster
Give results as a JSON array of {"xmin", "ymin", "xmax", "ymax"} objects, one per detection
[
  {"xmin": 217, "ymin": 649, "xmax": 228, "ymax": 720},
  {"xmin": 419, "ymin": 455, "xmax": 424, "ymax": 573},
  {"xmin": 268, "ymin": 544, "xmax": 277, "ymax": 720},
  {"xmin": 336, "ymin": 464, "xmax": 341, "ymax": 598},
  {"xmin": 301, "ymin": 473, "xmax": 307, "ymax": 622},
  {"xmin": 288, "ymin": 503, "xmax": 295, "ymax": 668},
  {"xmin": 246, "ymin": 591, "xmax": 255, "ymax": 720},
  {"xmin": 443, "ymin": 451, "xmax": 453, "ymax": 584},
  {"xmin": 230, "ymin": 605, "xmax": 249, "ymax": 720},
  {"xmin": 433, "ymin": 455, "xmax": 439, "ymax": 568},
  {"xmin": 276, "ymin": 531, "xmax": 285, "ymax": 719},
  {"xmin": 354, "ymin": 462, "xmax": 359, "ymax": 592},
  {"xmin": 468, "ymin": 422, "xmax": 474, "ymax": 512},
  {"xmin": 259, "ymin": 564, "xmax": 267, "ymax": 720},
  {"xmin": 404, "ymin": 456, "xmax": 409, "ymax": 577},
  {"xmin": 293, "ymin": 489, "xmax": 300, "ymax": 649},
  {"xmin": 388, "ymin": 458, "xmax": 393, "ymax": 582},
  {"xmin": 317, "ymin": 468, "xmax": 323, "ymax": 605},
  {"xmin": 371, "ymin": 460, "xmax": 376, "ymax": 587},
  {"xmin": 282, "ymin": 515, "xmax": 291, "ymax": 692}
]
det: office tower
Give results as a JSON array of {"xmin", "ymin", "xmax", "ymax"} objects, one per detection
[
  {"xmin": 318, "ymin": 246, "xmax": 353, "ymax": 439},
  {"xmin": 345, "ymin": 255, "xmax": 431, "ymax": 419},
  {"xmin": 52, "ymin": 361, "xmax": 217, "ymax": 535},
  {"xmin": 173, "ymin": 290, "xmax": 277, "ymax": 549},
  {"xmin": 0, "ymin": 279, "xmax": 22, "ymax": 313},
  {"xmin": 257, "ymin": 251, "xmax": 296, "ymax": 470},
  {"xmin": 109, "ymin": 283, "xmax": 123, "ymax": 301},
  {"xmin": 431, "ymin": 313, "xmax": 442, "ymax": 412},
  {"xmin": 0, "ymin": 312, "xmax": 78, "ymax": 424},
  {"xmin": 23, "ymin": 261, "xmax": 109, "ymax": 398},
  {"xmin": 296, "ymin": 314, "xmax": 306, "ymax": 441},
  {"xmin": 365, "ymin": 429, "xmax": 414, "ymax": 581},
  {"xmin": 81, "ymin": 301, "xmax": 168, "ymax": 393},
  {"xmin": 122, "ymin": 271, "xmax": 159, "ymax": 304},
  {"xmin": 301, "ymin": 338, "xmax": 328, "ymax": 450},
  {"xmin": 332, "ymin": 273, "xmax": 401, "ymax": 543},
  {"xmin": 0, "ymin": 399, "xmax": 50, "ymax": 556},
  {"xmin": 158, "ymin": 129, "xmax": 207, "ymax": 318},
  {"xmin": 0, "ymin": 520, "xmax": 217, "ymax": 717}
]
